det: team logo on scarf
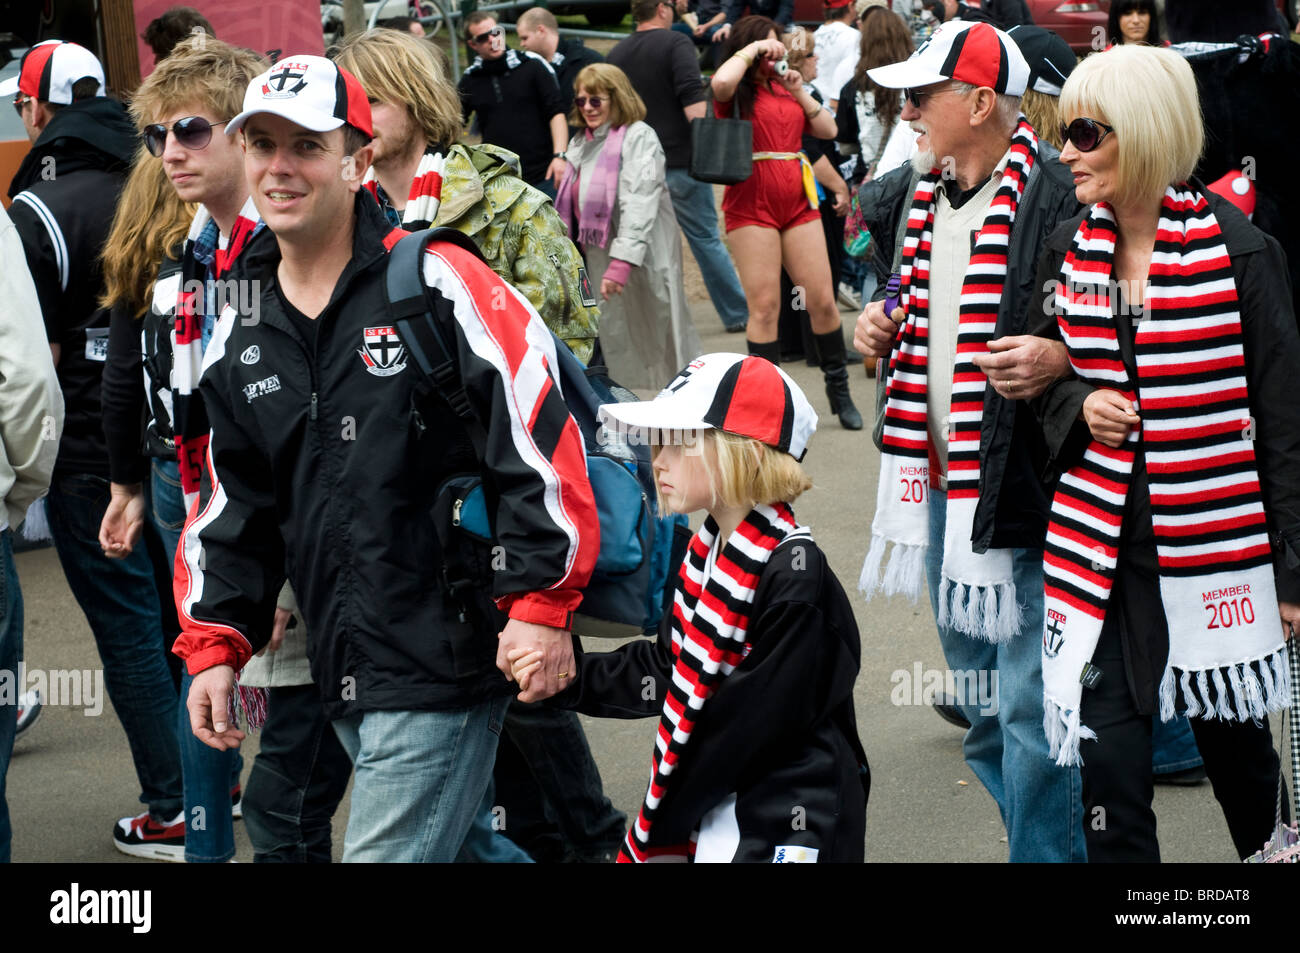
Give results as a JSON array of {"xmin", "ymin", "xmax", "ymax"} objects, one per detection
[{"xmin": 358, "ymin": 326, "xmax": 407, "ymax": 377}]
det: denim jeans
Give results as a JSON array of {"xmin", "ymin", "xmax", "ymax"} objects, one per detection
[
  {"xmin": 149, "ymin": 457, "xmax": 187, "ymax": 570},
  {"xmin": 332, "ymin": 694, "xmax": 510, "ymax": 862},
  {"xmin": 1151, "ymin": 715, "xmax": 1203, "ymax": 775},
  {"xmin": 243, "ymin": 684, "xmax": 352, "ymax": 863},
  {"xmin": 457, "ymin": 777, "xmax": 535, "ymax": 863},
  {"xmin": 926, "ymin": 488, "xmax": 1086, "ymax": 862},
  {"xmin": 0, "ymin": 530, "xmax": 22, "ymax": 862},
  {"xmin": 664, "ymin": 168, "xmax": 749, "ymax": 331},
  {"xmin": 46, "ymin": 473, "xmax": 183, "ymax": 820},
  {"xmin": 179, "ymin": 670, "xmax": 239, "ymax": 862}
]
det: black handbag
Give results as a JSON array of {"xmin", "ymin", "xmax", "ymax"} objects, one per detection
[{"xmin": 688, "ymin": 115, "xmax": 753, "ymax": 185}]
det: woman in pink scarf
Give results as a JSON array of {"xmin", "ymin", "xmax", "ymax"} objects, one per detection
[{"xmin": 555, "ymin": 64, "xmax": 700, "ymax": 390}]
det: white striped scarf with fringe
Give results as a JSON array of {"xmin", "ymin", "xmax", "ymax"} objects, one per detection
[
  {"xmin": 1042, "ymin": 185, "xmax": 1290, "ymax": 766},
  {"xmin": 620, "ymin": 502, "xmax": 806, "ymax": 863},
  {"xmin": 859, "ymin": 118, "xmax": 1039, "ymax": 643}
]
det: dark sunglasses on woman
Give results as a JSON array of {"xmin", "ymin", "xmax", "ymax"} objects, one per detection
[
  {"xmin": 143, "ymin": 116, "xmax": 230, "ymax": 157},
  {"xmin": 574, "ymin": 96, "xmax": 604, "ymax": 109},
  {"xmin": 1060, "ymin": 117, "xmax": 1115, "ymax": 152}
]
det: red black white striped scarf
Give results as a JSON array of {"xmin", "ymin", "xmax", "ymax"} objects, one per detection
[
  {"xmin": 860, "ymin": 118, "xmax": 1038, "ymax": 643},
  {"xmin": 620, "ymin": 502, "xmax": 806, "ymax": 863},
  {"xmin": 362, "ymin": 149, "xmax": 446, "ymax": 229},
  {"xmin": 1042, "ymin": 186, "xmax": 1290, "ymax": 765},
  {"xmin": 173, "ymin": 197, "xmax": 263, "ymax": 506}
]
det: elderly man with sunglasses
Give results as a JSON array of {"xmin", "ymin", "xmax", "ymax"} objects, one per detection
[
  {"xmin": 853, "ymin": 20, "xmax": 1085, "ymax": 862},
  {"xmin": 457, "ymin": 12, "xmax": 569, "ymax": 198}
]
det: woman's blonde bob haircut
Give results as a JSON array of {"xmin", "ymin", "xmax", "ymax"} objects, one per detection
[
  {"xmin": 333, "ymin": 28, "xmax": 464, "ymax": 149},
  {"xmin": 1058, "ymin": 45, "xmax": 1203, "ymax": 207},
  {"xmin": 654, "ymin": 429, "xmax": 812, "ymax": 514},
  {"xmin": 568, "ymin": 63, "xmax": 647, "ymax": 129}
]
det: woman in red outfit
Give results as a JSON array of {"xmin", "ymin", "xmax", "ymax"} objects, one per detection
[{"xmin": 712, "ymin": 15, "xmax": 862, "ymax": 429}]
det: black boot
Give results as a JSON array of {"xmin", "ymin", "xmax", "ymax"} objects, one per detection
[
  {"xmin": 746, "ymin": 338, "xmax": 782, "ymax": 364},
  {"xmin": 813, "ymin": 329, "xmax": 863, "ymax": 430}
]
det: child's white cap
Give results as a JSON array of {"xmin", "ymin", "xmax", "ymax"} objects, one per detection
[{"xmin": 598, "ymin": 353, "xmax": 818, "ymax": 461}]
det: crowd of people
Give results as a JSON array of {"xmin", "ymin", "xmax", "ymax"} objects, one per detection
[{"xmin": 0, "ymin": 0, "xmax": 1297, "ymax": 864}]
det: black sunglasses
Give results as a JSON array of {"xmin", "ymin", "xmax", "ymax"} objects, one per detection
[
  {"xmin": 574, "ymin": 96, "xmax": 604, "ymax": 109},
  {"xmin": 1059, "ymin": 117, "xmax": 1114, "ymax": 152},
  {"xmin": 904, "ymin": 83, "xmax": 960, "ymax": 110},
  {"xmin": 471, "ymin": 26, "xmax": 504, "ymax": 44},
  {"xmin": 143, "ymin": 116, "xmax": 230, "ymax": 157}
]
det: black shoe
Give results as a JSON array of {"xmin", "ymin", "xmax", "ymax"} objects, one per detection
[
  {"xmin": 813, "ymin": 329, "xmax": 863, "ymax": 430},
  {"xmin": 933, "ymin": 694, "xmax": 971, "ymax": 730},
  {"xmin": 1153, "ymin": 765, "xmax": 1207, "ymax": 786}
]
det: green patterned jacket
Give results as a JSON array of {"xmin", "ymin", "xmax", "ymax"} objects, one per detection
[{"xmin": 434, "ymin": 143, "xmax": 600, "ymax": 364}]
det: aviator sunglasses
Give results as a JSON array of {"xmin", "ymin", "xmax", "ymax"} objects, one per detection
[
  {"xmin": 143, "ymin": 116, "xmax": 230, "ymax": 157},
  {"xmin": 574, "ymin": 96, "xmax": 604, "ymax": 109},
  {"xmin": 1059, "ymin": 117, "xmax": 1115, "ymax": 152},
  {"xmin": 471, "ymin": 26, "xmax": 504, "ymax": 44}
]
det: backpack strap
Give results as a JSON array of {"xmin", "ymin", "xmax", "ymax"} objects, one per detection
[{"xmin": 384, "ymin": 228, "xmax": 492, "ymax": 457}]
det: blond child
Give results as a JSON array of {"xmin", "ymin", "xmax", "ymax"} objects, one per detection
[{"xmin": 509, "ymin": 352, "xmax": 869, "ymax": 863}]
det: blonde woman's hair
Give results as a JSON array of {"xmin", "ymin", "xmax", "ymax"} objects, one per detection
[
  {"xmin": 1059, "ymin": 45, "xmax": 1203, "ymax": 206},
  {"xmin": 655, "ymin": 429, "xmax": 812, "ymax": 514},
  {"xmin": 1021, "ymin": 89, "xmax": 1063, "ymax": 149},
  {"xmin": 568, "ymin": 63, "xmax": 646, "ymax": 128},
  {"xmin": 100, "ymin": 148, "xmax": 196, "ymax": 316},
  {"xmin": 129, "ymin": 36, "xmax": 267, "ymax": 131},
  {"xmin": 332, "ymin": 28, "xmax": 464, "ymax": 149}
]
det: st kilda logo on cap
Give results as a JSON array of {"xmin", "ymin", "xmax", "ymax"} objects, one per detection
[{"xmin": 262, "ymin": 62, "xmax": 310, "ymax": 99}]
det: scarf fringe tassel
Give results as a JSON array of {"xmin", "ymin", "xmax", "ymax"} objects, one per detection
[
  {"xmin": 1044, "ymin": 696, "xmax": 1098, "ymax": 767},
  {"xmin": 858, "ymin": 535, "xmax": 925, "ymax": 602},
  {"xmin": 21, "ymin": 498, "xmax": 50, "ymax": 542},
  {"xmin": 937, "ymin": 576, "xmax": 1021, "ymax": 643},
  {"xmin": 1158, "ymin": 648, "xmax": 1290, "ymax": 727},
  {"xmin": 226, "ymin": 682, "xmax": 268, "ymax": 732}
]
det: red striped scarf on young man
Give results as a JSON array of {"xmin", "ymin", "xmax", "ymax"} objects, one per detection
[
  {"xmin": 620, "ymin": 502, "xmax": 807, "ymax": 863},
  {"xmin": 361, "ymin": 149, "xmax": 446, "ymax": 228},
  {"xmin": 172, "ymin": 197, "xmax": 263, "ymax": 507},
  {"xmin": 860, "ymin": 118, "xmax": 1039, "ymax": 643},
  {"xmin": 1042, "ymin": 185, "xmax": 1290, "ymax": 766}
]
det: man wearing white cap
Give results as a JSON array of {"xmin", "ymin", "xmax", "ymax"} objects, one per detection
[
  {"xmin": 174, "ymin": 56, "xmax": 601, "ymax": 862},
  {"xmin": 853, "ymin": 19, "xmax": 1084, "ymax": 861}
]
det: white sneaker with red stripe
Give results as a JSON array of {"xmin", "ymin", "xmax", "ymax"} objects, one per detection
[{"xmin": 112, "ymin": 810, "xmax": 186, "ymax": 862}]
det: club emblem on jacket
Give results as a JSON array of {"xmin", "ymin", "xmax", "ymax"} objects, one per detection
[{"xmin": 358, "ymin": 325, "xmax": 407, "ymax": 377}]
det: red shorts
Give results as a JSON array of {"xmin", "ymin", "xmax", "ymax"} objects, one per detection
[{"xmin": 722, "ymin": 161, "xmax": 820, "ymax": 233}]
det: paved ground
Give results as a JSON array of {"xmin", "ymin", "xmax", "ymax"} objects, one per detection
[{"xmin": 5, "ymin": 212, "xmax": 1256, "ymax": 864}]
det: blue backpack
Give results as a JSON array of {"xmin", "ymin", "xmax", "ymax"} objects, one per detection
[{"xmin": 385, "ymin": 228, "xmax": 680, "ymax": 637}]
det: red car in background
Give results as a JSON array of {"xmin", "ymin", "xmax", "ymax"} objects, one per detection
[{"xmin": 792, "ymin": 0, "xmax": 1109, "ymax": 53}]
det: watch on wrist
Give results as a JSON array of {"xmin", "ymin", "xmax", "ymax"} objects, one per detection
[{"xmin": 553, "ymin": 151, "xmax": 566, "ymax": 159}]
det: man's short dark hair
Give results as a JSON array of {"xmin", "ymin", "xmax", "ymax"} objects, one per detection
[
  {"xmin": 42, "ymin": 76, "xmax": 102, "ymax": 113},
  {"xmin": 142, "ymin": 6, "xmax": 216, "ymax": 61},
  {"xmin": 631, "ymin": 0, "xmax": 665, "ymax": 23},
  {"xmin": 464, "ymin": 11, "xmax": 497, "ymax": 41},
  {"xmin": 343, "ymin": 124, "xmax": 371, "ymax": 156}
]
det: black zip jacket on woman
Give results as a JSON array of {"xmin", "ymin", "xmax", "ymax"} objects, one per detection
[{"xmin": 172, "ymin": 194, "xmax": 600, "ymax": 719}]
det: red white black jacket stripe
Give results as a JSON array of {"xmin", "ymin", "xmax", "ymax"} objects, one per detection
[
  {"xmin": 558, "ymin": 536, "xmax": 869, "ymax": 861},
  {"xmin": 171, "ymin": 193, "xmax": 599, "ymax": 718}
]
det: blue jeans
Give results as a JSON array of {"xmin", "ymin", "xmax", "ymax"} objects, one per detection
[
  {"xmin": 0, "ymin": 530, "xmax": 22, "ymax": 862},
  {"xmin": 664, "ymin": 168, "xmax": 749, "ymax": 331},
  {"xmin": 149, "ymin": 457, "xmax": 187, "ymax": 570},
  {"xmin": 926, "ymin": 488, "xmax": 1086, "ymax": 862},
  {"xmin": 46, "ymin": 473, "xmax": 183, "ymax": 820},
  {"xmin": 457, "ymin": 778, "xmax": 535, "ymax": 863},
  {"xmin": 332, "ymin": 694, "xmax": 510, "ymax": 862},
  {"xmin": 1151, "ymin": 715, "xmax": 1203, "ymax": 775}
]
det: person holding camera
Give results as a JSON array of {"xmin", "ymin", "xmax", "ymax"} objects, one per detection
[{"xmin": 712, "ymin": 15, "xmax": 862, "ymax": 430}]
